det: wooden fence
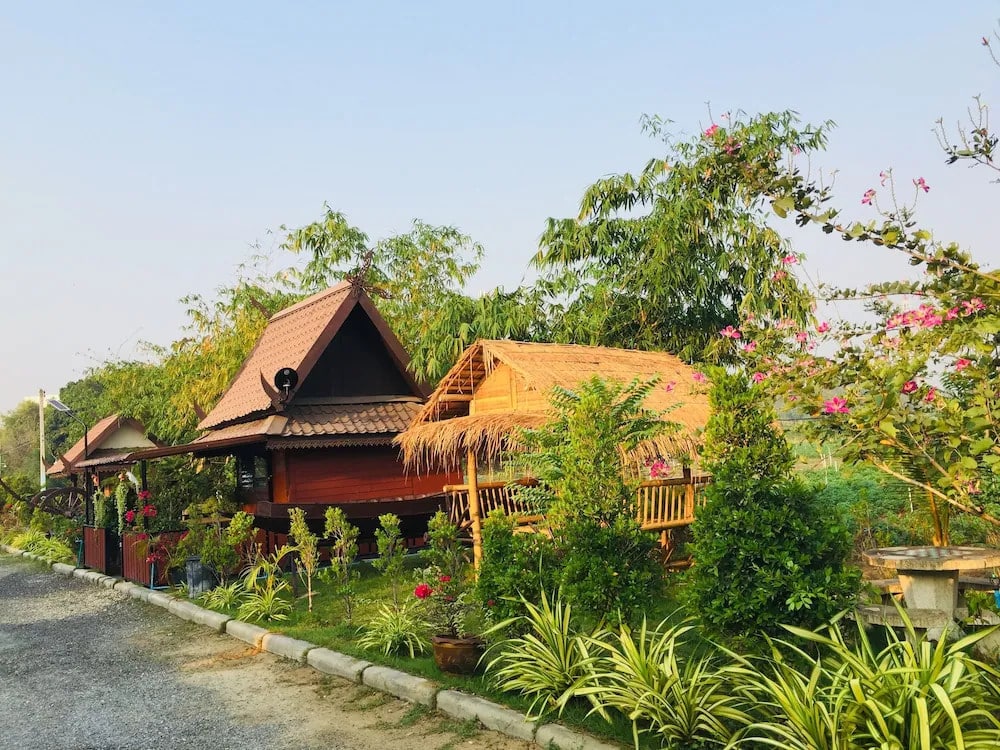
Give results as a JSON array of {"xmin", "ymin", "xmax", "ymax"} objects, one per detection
[
  {"xmin": 122, "ymin": 531, "xmax": 184, "ymax": 587},
  {"xmin": 444, "ymin": 473, "xmax": 711, "ymax": 535},
  {"xmin": 83, "ymin": 526, "xmax": 120, "ymax": 575}
]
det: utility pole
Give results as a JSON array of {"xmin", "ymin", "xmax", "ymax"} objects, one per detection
[{"xmin": 38, "ymin": 388, "xmax": 46, "ymax": 491}]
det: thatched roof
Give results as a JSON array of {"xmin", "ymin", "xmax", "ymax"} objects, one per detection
[{"xmin": 397, "ymin": 340, "xmax": 711, "ymax": 471}]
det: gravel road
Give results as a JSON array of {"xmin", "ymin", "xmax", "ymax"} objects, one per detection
[{"xmin": 0, "ymin": 554, "xmax": 532, "ymax": 750}]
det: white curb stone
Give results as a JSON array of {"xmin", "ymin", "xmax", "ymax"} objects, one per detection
[
  {"xmin": 125, "ymin": 585, "xmax": 155, "ymax": 603},
  {"xmin": 72, "ymin": 568, "xmax": 90, "ymax": 581},
  {"xmin": 535, "ymin": 724, "xmax": 621, "ymax": 750},
  {"xmin": 98, "ymin": 575, "xmax": 121, "ymax": 589},
  {"xmin": 146, "ymin": 590, "xmax": 175, "ymax": 609},
  {"xmin": 51, "ymin": 563, "xmax": 76, "ymax": 576},
  {"xmin": 226, "ymin": 619, "xmax": 270, "ymax": 648},
  {"xmin": 362, "ymin": 666, "xmax": 437, "ymax": 707},
  {"xmin": 306, "ymin": 648, "xmax": 372, "ymax": 682},
  {"xmin": 167, "ymin": 600, "xmax": 232, "ymax": 633},
  {"xmin": 261, "ymin": 633, "xmax": 315, "ymax": 663},
  {"xmin": 436, "ymin": 690, "xmax": 537, "ymax": 741}
]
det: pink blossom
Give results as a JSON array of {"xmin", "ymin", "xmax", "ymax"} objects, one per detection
[
  {"xmin": 879, "ymin": 170, "xmax": 890, "ymax": 186},
  {"xmin": 901, "ymin": 380, "xmax": 918, "ymax": 394},
  {"xmin": 823, "ymin": 397, "xmax": 849, "ymax": 414},
  {"xmin": 921, "ymin": 313, "xmax": 943, "ymax": 328},
  {"xmin": 663, "ymin": 381, "xmax": 676, "ymax": 393},
  {"xmin": 692, "ymin": 372, "xmax": 707, "ymax": 384},
  {"xmin": 649, "ymin": 459, "xmax": 672, "ymax": 479},
  {"xmin": 945, "ymin": 307, "xmax": 959, "ymax": 321},
  {"xmin": 816, "ymin": 321, "xmax": 830, "ymax": 333},
  {"xmin": 723, "ymin": 138, "xmax": 740, "ymax": 154},
  {"xmin": 913, "ymin": 177, "xmax": 930, "ymax": 193},
  {"xmin": 781, "ymin": 254, "xmax": 798, "ymax": 266},
  {"xmin": 791, "ymin": 145, "xmax": 802, "ymax": 155},
  {"xmin": 924, "ymin": 388, "xmax": 937, "ymax": 403},
  {"xmin": 967, "ymin": 480, "xmax": 983, "ymax": 495},
  {"xmin": 795, "ymin": 331, "xmax": 809, "ymax": 344},
  {"xmin": 720, "ymin": 325, "xmax": 741, "ymax": 339},
  {"xmin": 963, "ymin": 298, "xmax": 986, "ymax": 315},
  {"xmin": 751, "ymin": 372, "xmax": 766, "ymax": 383},
  {"xmin": 861, "ymin": 188, "xmax": 876, "ymax": 205},
  {"xmin": 740, "ymin": 340, "xmax": 757, "ymax": 353},
  {"xmin": 771, "ymin": 270, "xmax": 787, "ymax": 281},
  {"xmin": 703, "ymin": 124, "xmax": 720, "ymax": 138},
  {"xmin": 124, "ymin": 510, "xmax": 136, "ymax": 524},
  {"xmin": 955, "ymin": 358, "xmax": 972, "ymax": 372}
]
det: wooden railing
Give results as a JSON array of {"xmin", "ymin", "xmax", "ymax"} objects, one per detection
[{"xmin": 444, "ymin": 474, "xmax": 710, "ymax": 533}]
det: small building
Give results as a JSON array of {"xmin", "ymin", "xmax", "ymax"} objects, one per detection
[
  {"xmin": 132, "ymin": 281, "xmax": 458, "ymax": 547},
  {"xmin": 397, "ymin": 339, "xmax": 712, "ymax": 565}
]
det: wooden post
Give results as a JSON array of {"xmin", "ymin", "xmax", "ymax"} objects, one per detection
[
  {"xmin": 467, "ymin": 449, "xmax": 483, "ymax": 571},
  {"xmin": 683, "ymin": 466, "xmax": 695, "ymax": 520}
]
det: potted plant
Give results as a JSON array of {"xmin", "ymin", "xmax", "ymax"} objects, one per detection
[
  {"xmin": 416, "ymin": 512, "xmax": 485, "ymax": 674},
  {"xmin": 176, "ymin": 498, "xmax": 255, "ymax": 597}
]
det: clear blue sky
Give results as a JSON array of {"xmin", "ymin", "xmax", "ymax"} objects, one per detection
[{"xmin": 1, "ymin": 1, "xmax": 997, "ymax": 413}]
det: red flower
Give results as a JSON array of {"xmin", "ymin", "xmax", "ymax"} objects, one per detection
[
  {"xmin": 901, "ymin": 380, "xmax": 918, "ymax": 394},
  {"xmin": 414, "ymin": 583, "xmax": 433, "ymax": 600},
  {"xmin": 438, "ymin": 575, "xmax": 451, "ymax": 583},
  {"xmin": 955, "ymin": 358, "xmax": 972, "ymax": 372},
  {"xmin": 138, "ymin": 490, "xmax": 151, "ymax": 501},
  {"xmin": 141, "ymin": 504, "xmax": 157, "ymax": 518},
  {"xmin": 913, "ymin": 177, "xmax": 930, "ymax": 193},
  {"xmin": 703, "ymin": 124, "xmax": 719, "ymax": 138},
  {"xmin": 486, "ymin": 600, "xmax": 495, "ymax": 607},
  {"xmin": 136, "ymin": 533, "xmax": 148, "ymax": 540},
  {"xmin": 124, "ymin": 510, "xmax": 135, "ymax": 523}
]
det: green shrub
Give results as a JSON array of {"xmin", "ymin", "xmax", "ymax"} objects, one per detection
[
  {"xmin": 319, "ymin": 506, "xmax": 360, "ymax": 624},
  {"xmin": 357, "ymin": 603, "xmax": 428, "ymax": 657},
  {"xmin": 372, "ymin": 513, "xmax": 405, "ymax": 608},
  {"xmin": 288, "ymin": 507, "xmax": 319, "ymax": 611},
  {"xmin": 476, "ymin": 510, "xmax": 559, "ymax": 624},
  {"xmin": 199, "ymin": 580, "xmax": 245, "ymax": 611},
  {"xmin": 687, "ymin": 370, "xmax": 859, "ymax": 640}
]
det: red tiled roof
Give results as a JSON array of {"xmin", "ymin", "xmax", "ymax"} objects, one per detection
[
  {"xmin": 283, "ymin": 401, "xmax": 421, "ymax": 437},
  {"xmin": 199, "ymin": 283, "xmax": 355, "ymax": 430},
  {"xmin": 47, "ymin": 415, "xmax": 160, "ymax": 476}
]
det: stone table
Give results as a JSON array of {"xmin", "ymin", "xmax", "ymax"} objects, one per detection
[{"xmin": 864, "ymin": 545, "xmax": 1000, "ymax": 613}]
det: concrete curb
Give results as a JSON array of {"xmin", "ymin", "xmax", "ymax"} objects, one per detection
[
  {"xmin": 362, "ymin": 665, "xmax": 437, "ymax": 708},
  {"xmin": 261, "ymin": 633, "xmax": 315, "ymax": 663},
  {"xmin": 306, "ymin": 648, "xmax": 372, "ymax": 682},
  {"xmin": 226, "ymin": 619, "xmax": 270, "ymax": 649},
  {"xmin": 4, "ymin": 548, "xmax": 622, "ymax": 749},
  {"xmin": 437, "ymin": 690, "xmax": 538, "ymax": 741}
]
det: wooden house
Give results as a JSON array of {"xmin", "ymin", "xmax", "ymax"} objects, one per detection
[
  {"xmin": 132, "ymin": 282, "xmax": 459, "ymax": 546},
  {"xmin": 397, "ymin": 339, "xmax": 713, "ymax": 565}
]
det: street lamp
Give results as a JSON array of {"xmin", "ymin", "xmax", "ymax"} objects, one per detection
[{"xmin": 47, "ymin": 398, "xmax": 91, "ymax": 523}]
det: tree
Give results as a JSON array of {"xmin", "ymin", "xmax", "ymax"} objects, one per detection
[
  {"xmin": 535, "ymin": 112, "xmax": 823, "ymax": 362},
  {"xmin": 686, "ymin": 370, "xmax": 857, "ymax": 639}
]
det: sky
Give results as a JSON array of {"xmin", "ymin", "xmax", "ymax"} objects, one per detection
[{"xmin": 1, "ymin": 1, "xmax": 998, "ymax": 414}]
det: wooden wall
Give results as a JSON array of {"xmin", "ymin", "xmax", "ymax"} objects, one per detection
[
  {"xmin": 276, "ymin": 446, "xmax": 458, "ymax": 505},
  {"xmin": 469, "ymin": 363, "xmax": 548, "ymax": 416}
]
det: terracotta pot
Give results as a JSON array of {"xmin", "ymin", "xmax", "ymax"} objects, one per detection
[{"xmin": 431, "ymin": 635, "xmax": 486, "ymax": 674}]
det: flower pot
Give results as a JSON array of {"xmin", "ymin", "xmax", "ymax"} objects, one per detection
[
  {"xmin": 185, "ymin": 556, "xmax": 218, "ymax": 598},
  {"xmin": 431, "ymin": 635, "xmax": 486, "ymax": 675}
]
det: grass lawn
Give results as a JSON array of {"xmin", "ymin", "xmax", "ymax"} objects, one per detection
[{"xmin": 201, "ymin": 554, "xmax": 685, "ymax": 749}]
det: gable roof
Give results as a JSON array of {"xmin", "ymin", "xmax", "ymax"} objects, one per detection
[
  {"xmin": 398, "ymin": 339, "xmax": 711, "ymax": 470},
  {"xmin": 47, "ymin": 414, "xmax": 162, "ymax": 477},
  {"xmin": 199, "ymin": 282, "xmax": 425, "ymax": 430}
]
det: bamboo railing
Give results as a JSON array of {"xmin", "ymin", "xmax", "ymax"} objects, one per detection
[{"xmin": 443, "ymin": 473, "xmax": 710, "ymax": 534}]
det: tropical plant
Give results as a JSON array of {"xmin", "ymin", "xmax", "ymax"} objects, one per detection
[
  {"xmin": 580, "ymin": 618, "xmax": 749, "ymax": 749},
  {"xmin": 414, "ymin": 512, "xmax": 480, "ymax": 638},
  {"xmin": 287, "ymin": 507, "xmax": 319, "ymax": 612},
  {"xmin": 686, "ymin": 369, "xmax": 859, "ymax": 639},
  {"xmin": 357, "ymin": 603, "xmax": 429, "ymax": 657},
  {"xmin": 484, "ymin": 590, "xmax": 602, "ymax": 718},
  {"xmin": 239, "ymin": 543, "xmax": 293, "ymax": 622},
  {"xmin": 319, "ymin": 506, "xmax": 360, "ymax": 624},
  {"xmin": 199, "ymin": 579, "xmax": 245, "ymax": 611},
  {"xmin": 372, "ymin": 512, "xmax": 405, "ymax": 608}
]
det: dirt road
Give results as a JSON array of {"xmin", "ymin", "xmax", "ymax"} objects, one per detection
[{"xmin": 0, "ymin": 554, "xmax": 533, "ymax": 750}]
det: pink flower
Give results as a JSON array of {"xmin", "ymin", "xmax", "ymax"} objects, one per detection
[
  {"xmin": 945, "ymin": 307, "xmax": 959, "ymax": 321},
  {"xmin": 795, "ymin": 331, "xmax": 809, "ymax": 344},
  {"xmin": 124, "ymin": 510, "xmax": 135, "ymax": 523},
  {"xmin": 879, "ymin": 170, "xmax": 890, "ymax": 186},
  {"xmin": 438, "ymin": 575, "xmax": 451, "ymax": 583},
  {"xmin": 751, "ymin": 372, "xmax": 766, "ymax": 383},
  {"xmin": 901, "ymin": 380, "xmax": 918, "ymax": 394},
  {"xmin": 720, "ymin": 325, "xmax": 741, "ymax": 339},
  {"xmin": 663, "ymin": 381, "xmax": 676, "ymax": 393},
  {"xmin": 740, "ymin": 340, "xmax": 757, "ymax": 353},
  {"xmin": 723, "ymin": 138, "xmax": 740, "ymax": 154},
  {"xmin": 913, "ymin": 177, "xmax": 929, "ymax": 193},
  {"xmin": 649, "ymin": 459, "xmax": 671, "ymax": 479},
  {"xmin": 963, "ymin": 298, "xmax": 986, "ymax": 315},
  {"xmin": 781, "ymin": 254, "xmax": 798, "ymax": 265},
  {"xmin": 692, "ymin": 372, "xmax": 707, "ymax": 384},
  {"xmin": 921, "ymin": 313, "xmax": 943, "ymax": 328},
  {"xmin": 924, "ymin": 388, "xmax": 937, "ymax": 403},
  {"xmin": 138, "ymin": 490, "xmax": 151, "ymax": 501},
  {"xmin": 703, "ymin": 124, "xmax": 719, "ymax": 137},
  {"xmin": 823, "ymin": 397, "xmax": 849, "ymax": 414},
  {"xmin": 414, "ymin": 583, "xmax": 433, "ymax": 600},
  {"xmin": 816, "ymin": 321, "xmax": 830, "ymax": 333},
  {"xmin": 955, "ymin": 358, "xmax": 972, "ymax": 372},
  {"xmin": 967, "ymin": 480, "xmax": 983, "ymax": 495},
  {"xmin": 862, "ymin": 188, "xmax": 876, "ymax": 205},
  {"xmin": 771, "ymin": 270, "xmax": 787, "ymax": 281}
]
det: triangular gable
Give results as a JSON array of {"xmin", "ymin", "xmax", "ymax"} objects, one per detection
[
  {"xmin": 47, "ymin": 414, "xmax": 162, "ymax": 476},
  {"xmin": 199, "ymin": 282, "xmax": 426, "ymax": 431}
]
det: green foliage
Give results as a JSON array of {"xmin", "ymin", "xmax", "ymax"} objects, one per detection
[
  {"xmin": 735, "ymin": 611, "xmax": 1000, "ymax": 749},
  {"xmin": 416, "ymin": 512, "xmax": 479, "ymax": 638},
  {"xmin": 476, "ymin": 510, "xmax": 559, "ymax": 625},
  {"xmin": 9, "ymin": 529, "xmax": 75, "ymax": 564},
  {"xmin": 687, "ymin": 370, "xmax": 859, "ymax": 639},
  {"xmin": 319, "ymin": 506, "xmax": 360, "ymax": 624},
  {"xmin": 357, "ymin": 603, "xmax": 428, "ymax": 657},
  {"xmin": 372, "ymin": 513, "xmax": 405, "ymax": 608},
  {"xmin": 179, "ymin": 501, "xmax": 255, "ymax": 584},
  {"xmin": 484, "ymin": 591, "xmax": 602, "ymax": 718},
  {"xmin": 580, "ymin": 618, "xmax": 749, "ymax": 749},
  {"xmin": 288, "ymin": 507, "xmax": 319, "ymax": 612},
  {"xmin": 535, "ymin": 111, "xmax": 824, "ymax": 362},
  {"xmin": 199, "ymin": 579, "xmax": 245, "ymax": 611},
  {"xmin": 239, "ymin": 543, "xmax": 293, "ymax": 622}
]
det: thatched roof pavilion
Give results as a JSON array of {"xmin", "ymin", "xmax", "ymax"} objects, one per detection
[{"xmin": 398, "ymin": 339, "xmax": 711, "ymax": 472}]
